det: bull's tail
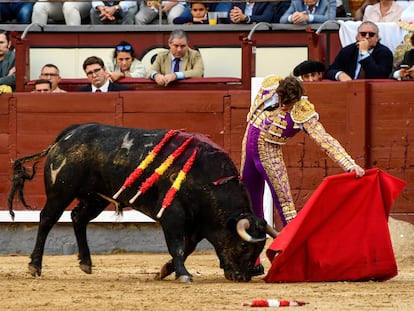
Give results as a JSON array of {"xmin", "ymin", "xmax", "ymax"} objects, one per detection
[{"xmin": 7, "ymin": 145, "xmax": 54, "ymax": 220}]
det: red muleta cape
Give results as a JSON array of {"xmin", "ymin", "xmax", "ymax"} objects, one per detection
[{"xmin": 264, "ymin": 168, "xmax": 406, "ymax": 283}]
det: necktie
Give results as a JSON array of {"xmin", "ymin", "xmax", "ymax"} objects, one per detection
[
  {"xmin": 357, "ymin": 67, "xmax": 365, "ymax": 79},
  {"xmin": 173, "ymin": 58, "xmax": 180, "ymax": 73},
  {"xmin": 95, "ymin": 89, "xmax": 101, "ymax": 92}
]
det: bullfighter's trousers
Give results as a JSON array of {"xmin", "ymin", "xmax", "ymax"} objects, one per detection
[{"xmin": 241, "ymin": 125, "xmax": 297, "ymax": 227}]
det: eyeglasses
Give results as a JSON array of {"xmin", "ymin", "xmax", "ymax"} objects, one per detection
[
  {"xmin": 86, "ymin": 67, "xmax": 103, "ymax": 77},
  {"xmin": 359, "ymin": 32, "xmax": 376, "ymax": 38},
  {"xmin": 40, "ymin": 73, "xmax": 58, "ymax": 77},
  {"xmin": 116, "ymin": 45, "xmax": 132, "ymax": 51}
]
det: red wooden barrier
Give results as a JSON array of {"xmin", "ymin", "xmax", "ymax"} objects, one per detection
[{"xmin": 1, "ymin": 80, "xmax": 413, "ymax": 224}]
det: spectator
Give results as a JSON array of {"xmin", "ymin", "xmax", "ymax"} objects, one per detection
[
  {"xmin": 90, "ymin": 1, "xmax": 137, "ymax": 25},
  {"xmin": 392, "ymin": 33, "xmax": 414, "ymax": 80},
  {"xmin": 76, "ymin": 56, "xmax": 131, "ymax": 92},
  {"xmin": 280, "ymin": 0, "xmax": 336, "ymax": 24},
  {"xmin": 228, "ymin": 1, "xmax": 275, "ymax": 24},
  {"xmin": 0, "ymin": 2, "xmax": 34, "ymax": 24},
  {"xmin": 325, "ymin": 21, "xmax": 393, "ymax": 81},
  {"xmin": 31, "ymin": 1, "xmax": 91, "ymax": 26},
  {"xmin": 273, "ymin": 1, "xmax": 291, "ymax": 23},
  {"xmin": 0, "ymin": 30, "xmax": 15, "ymax": 91},
  {"xmin": 147, "ymin": 29, "xmax": 204, "ymax": 87},
  {"xmin": 106, "ymin": 41, "xmax": 146, "ymax": 81},
  {"xmin": 136, "ymin": 1, "xmax": 186, "ymax": 25},
  {"xmin": 293, "ymin": 60, "xmax": 325, "ymax": 81},
  {"xmin": 353, "ymin": 0, "xmax": 379, "ymax": 21},
  {"xmin": 32, "ymin": 79, "xmax": 52, "ymax": 93},
  {"xmin": 39, "ymin": 64, "xmax": 66, "ymax": 93},
  {"xmin": 173, "ymin": 2, "xmax": 208, "ymax": 24},
  {"xmin": 336, "ymin": 0, "xmax": 347, "ymax": 18},
  {"xmin": 363, "ymin": 0, "xmax": 404, "ymax": 22},
  {"xmin": 176, "ymin": 1, "xmax": 232, "ymax": 23}
]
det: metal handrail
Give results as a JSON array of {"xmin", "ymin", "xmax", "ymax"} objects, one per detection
[
  {"xmin": 247, "ymin": 22, "xmax": 272, "ymax": 40},
  {"xmin": 21, "ymin": 23, "xmax": 44, "ymax": 39},
  {"xmin": 315, "ymin": 20, "xmax": 341, "ymax": 35}
]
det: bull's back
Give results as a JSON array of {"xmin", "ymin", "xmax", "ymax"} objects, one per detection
[{"xmin": 46, "ymin": 123, "xmax": 238, "ymax": 193}]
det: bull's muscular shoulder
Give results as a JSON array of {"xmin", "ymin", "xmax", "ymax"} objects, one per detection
[{"xmin": 290, "ymin": 97, "xmax": 318, "ymax": 124}]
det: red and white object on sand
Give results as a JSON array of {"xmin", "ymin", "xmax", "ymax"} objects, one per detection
[{"xmin": 243, "ymin": 299, "xmax": 307, "ymax": 307}]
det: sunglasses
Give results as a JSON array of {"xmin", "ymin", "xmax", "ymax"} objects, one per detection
[
  {"xmin": 359, "ymin": 32, "xmax": 376, "ymax": 38},
  {"xmin": 116, "ymin": 45, "xmax": 132, "ymax": 51}
]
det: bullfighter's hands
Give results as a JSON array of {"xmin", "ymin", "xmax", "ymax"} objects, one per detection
[{"xmin": 350, "ymin": 165, "xmax": 365, "ymax": 178}]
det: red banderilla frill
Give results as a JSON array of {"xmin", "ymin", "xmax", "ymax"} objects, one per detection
[
  {"xmin": 157, "ymin": 148, "xmax": 198, "ymax": 218},
  {"xmin": 129, "ymin": 136, "xmax": 193, "ymax": 204},
  {"xmin": 112, "ymin": 130, "xmax": 176, "ymax": 199},
  {"xmin": 243, "ymin": 300, "xmax": 307, "ymax": 307}
]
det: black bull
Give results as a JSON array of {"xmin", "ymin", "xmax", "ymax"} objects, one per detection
[{"xmin": 8, "ymin": 123, "xmax": 277, "ymax": 282}]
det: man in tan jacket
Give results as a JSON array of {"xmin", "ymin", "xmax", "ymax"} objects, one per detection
[{"xmin": 147, "ymin": 29, "xmax": 204, "ymax": 87}]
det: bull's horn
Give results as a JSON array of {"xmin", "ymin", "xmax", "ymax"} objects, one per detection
[
  {"xmin": 236, "ymin": 219, "xmax": 266, "ymax": 243},
  {"xmin": 266, "ymin": 224, "xmax": 279, "ymax": 239}
]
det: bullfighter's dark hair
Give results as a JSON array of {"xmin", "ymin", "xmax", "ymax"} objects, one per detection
[
  {"xmin": 82, "ymin": 56, "xmax": 105, "ymax": 71},
  {"xmin": 276, "ymin": 76, "xmax": 304, "ymax": 106}
]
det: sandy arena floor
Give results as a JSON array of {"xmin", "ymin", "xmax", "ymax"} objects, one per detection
[{"xmin": 0, "ymin": 218, "xmax": 413, "ymax": 311}]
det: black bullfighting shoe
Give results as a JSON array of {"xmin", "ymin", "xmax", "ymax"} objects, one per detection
[{"xmin": 250, "ymin": 264, "xmax": 265, "ymax": 276}]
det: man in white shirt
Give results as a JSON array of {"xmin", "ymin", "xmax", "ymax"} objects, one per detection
[{"xmin": 32, "ymin": 1, "xmax": 91, "ymax": 25}]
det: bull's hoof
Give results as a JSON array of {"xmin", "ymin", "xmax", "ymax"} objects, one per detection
[
  {"xmin": 176, "ymin": 275, "xmax": 193, "ymax": 283},
  {"xmin": 28, "ymin": 264, "xmax": 41, "ymax": 277},
  {"xmin": 250, "ymin": 264, "xmax": 265, "ymax": 277},
  {"xmin": 224, "ymin": 270, "xmax": 251, "ymax": 282},
  {"xmin": 154, "ymin": 263, "xmax": 173, "ymax": 280},
  {"xmin": 79, "ymin": 263, "xmax": 92, "ymax": 274}
]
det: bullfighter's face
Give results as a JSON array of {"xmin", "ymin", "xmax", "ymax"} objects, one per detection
[{"xmin": 85, "ymin": 63, "xmax": 108, "ymax": 88}]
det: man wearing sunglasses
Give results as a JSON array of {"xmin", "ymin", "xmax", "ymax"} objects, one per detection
[
  {"xmin": 325, "ymin": 21, "xmax": 393, "ymax": 81},
  {"xmin": 76, "ymin": 56, "xmax": 131, "ymax": 92}
]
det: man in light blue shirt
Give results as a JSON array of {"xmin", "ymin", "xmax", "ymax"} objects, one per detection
[{"xmin": 280, "ymin": 0, "xmax": 336, "ymax": 24}]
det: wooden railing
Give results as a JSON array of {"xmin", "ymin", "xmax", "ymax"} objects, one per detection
[{"xmin": 1, "ymin": 80, "xmax": 413, "ymax": 224}]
